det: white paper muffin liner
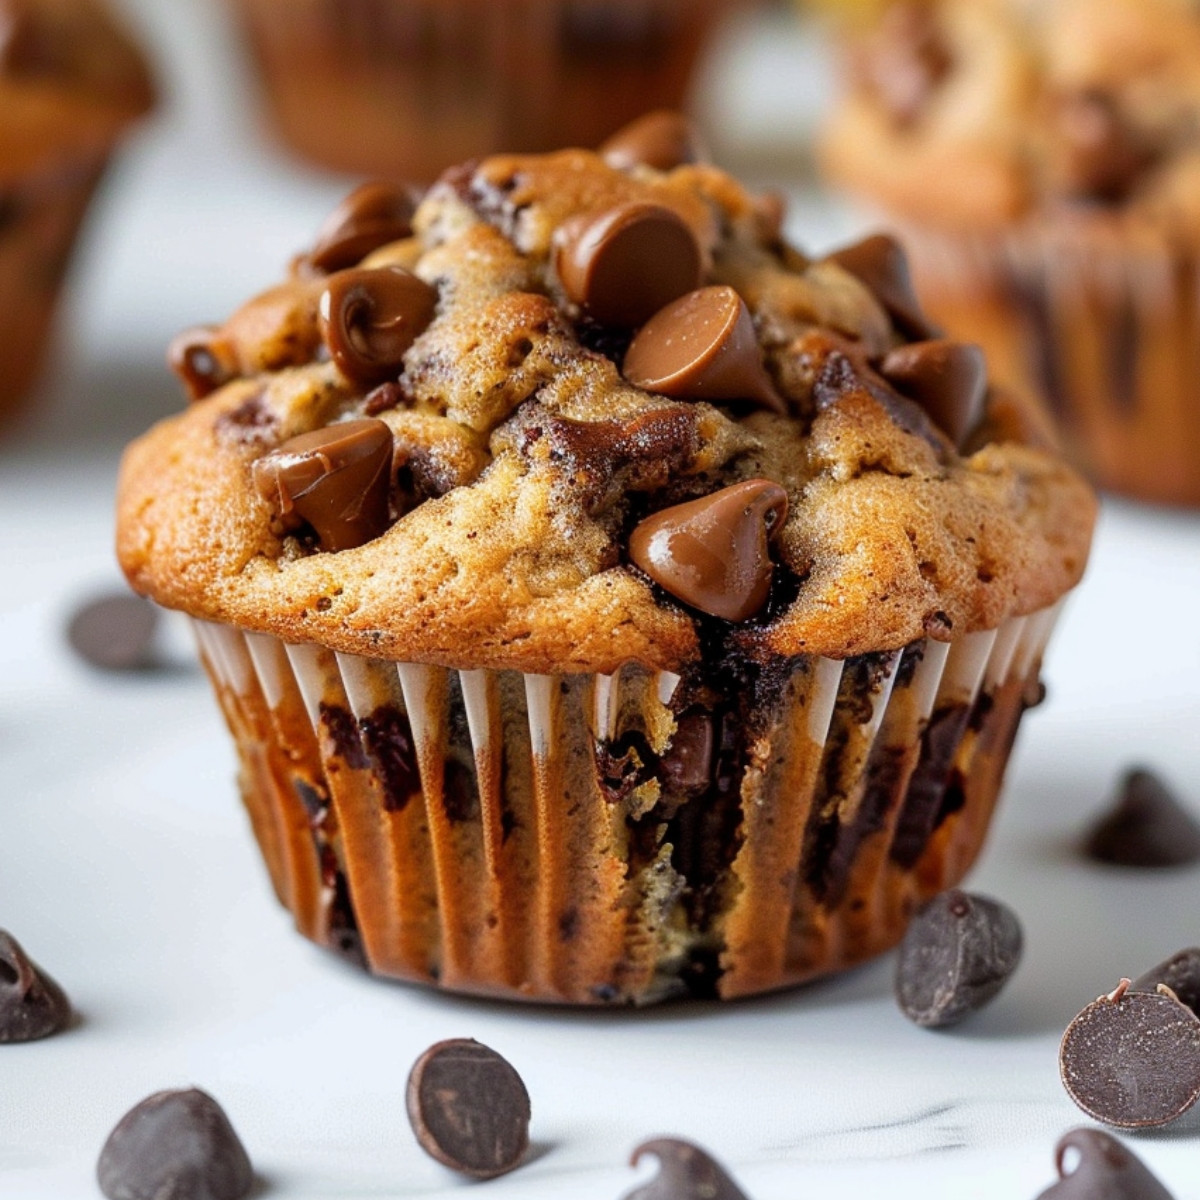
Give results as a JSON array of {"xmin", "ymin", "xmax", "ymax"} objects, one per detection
[{"xmin": 193, "ymin": 603, "xmax": 1061, "ymax": 1005}]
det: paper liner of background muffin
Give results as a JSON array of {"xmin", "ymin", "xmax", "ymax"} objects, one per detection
[
  {"xmin": 191, "ymin": 600, "xmax": 1061, "ymax": 1005},
  {"xmin": 227, "ymin": 0, "xmax": 736, "ymax": 182}
]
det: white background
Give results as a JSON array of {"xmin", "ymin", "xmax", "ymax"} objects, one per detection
[{"xmin": 2, "ymin": 3, "xmax": 1200, "ymax": 1197}]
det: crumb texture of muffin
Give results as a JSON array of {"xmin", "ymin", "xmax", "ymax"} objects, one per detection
[{"xmin": 118, "ymin": 120, "xmax": 1094, "ymax": 1003}]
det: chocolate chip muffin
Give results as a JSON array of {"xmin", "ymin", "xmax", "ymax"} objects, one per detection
[
  {"xmin": 0, "ymin": 0, "xmax": 154, "ymax": 424},
  {"xmin": 822, "ymin": 0, "xmax": 1200, "ymax": 507},
  {"xmin": 117, "ymin": 115, "xmax": 1095, "ymax": 1004}
]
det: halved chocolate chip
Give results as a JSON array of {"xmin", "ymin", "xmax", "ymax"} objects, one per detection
[
  {"xmin": 623, "ymin": 286, "xmax": 786, "ymax": 413},
  {"xmin": 822, "ymin": 233, "xmax": 937, "ymax": 340},
  {"xmin": 168, "ymin": 326, "xmax": 237, "ymax": 402},
  {"xmin": 319, "ymin": 265, "xmax": 437, "ymax": 385},
  {"xmin": 628, "ymin": 479, "xmax": 788, "ymax": 623},
  {"xmin": 1083, "ymin": 767, "xmax": 1200, "ymax": 868},
  {"xmin": 894, "ymin": 889, "xmax": 1022, "ymax": 1028},
  {"xmin": 66, "ymin": 591, "xmax": 161, "ymax": 671},
  {"xmin": 252, "ymin": 418, "xmax": 394, "ymax": 551},
  {"xmin": 406, "ymin": 1038, "xmax": 530, "ymax": 1180},
  {"xmin": 1132, "ymin": 949, "xmax": 1200, "ymax": 1016},
  {"xmin": 622, "ymin": 1138, "xmax": 749, "ymax": 1200},
  {"xmin": 554, "ymin": 202, "xmax": 702, "ymax": 328},
  {"xmin": 96, "ymin": 1087, "xmax": 254, "ymax": 1200},
  {"xmin": 598, "ymin": 110, "xmax": 707, "ymax": 172},
  {"xmin": 1060, "ymin": 980, "xmax": 1200, "ymax": 1128},
  {"xmin": 1035, "ymin": 1128, "xmax": 1176, "ymax": 1200},
  {"xmin": 309, "ymin": 181, "xmax": 419, "ymax": 274},
  {"xmin": 0, "ymin": 930, "xmax": 71, "ymax": 1043},
  {"xmin": 879, "ymin": 339, "xmax": 987, "ymax": 449}
]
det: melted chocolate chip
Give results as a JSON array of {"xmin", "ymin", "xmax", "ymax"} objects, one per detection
[
  {"xmin": 96, "ymin": 1088, "xmax": 254, "ymax": 1200},
  {"xmin": 622, "ymin": 1138, "xmax": 750, "ymax": 1200},
  {"xmin": 406, "ymin": 1039, "xmax": 530, "ymax": 1179},
  {"xmin": 168, "ymin": 326, "xmax": 237, "ymax": 402},
  {"xmin": 318, "ymin": 266, "xmax": 437, "ymax": 385},
  {"xmin": 1132, "ymin": 949, "xmax": 1200, "ymax": 1017},
  {"xmin": 252, "ymin": 418, "xmax": 394, "ymax": 551},
  {"xmin": 1060, "ymin": 980, "xmax": 1200, "ymax": 1128},
  {"xmin": 0, "ymin": 930, "xmax": 71, "ymax": 1043},
  {"xmin": 66, "ymin": 591, "xmax": 161, "ymax": 671},
  {"xmin": 1083, "ymin": 767, "xmax": 1200, "ymax": 868},
  {"xmin": 598, "ymin": 110, "xmax": 708, "ymax": 172},
  {"xmin": 628, "ymin": 479, "xmax": 788, "ymax": 622},
  {"xmin": 880, "ymin": 339, "xmax": 987, "ymax": 449},
  {"xmin": 822, "ymin": 233, "xmax": 938, "ymax": 341},
  {"xmin": 894, "ymin": 889, "xmax": 1022, "ymax": 1027},
  {"xmin": 1035, "ymin": 1129, "xmax": 1176, "ymax": 1200},
  {"xmin": 309, "ymin": 181, "xmax": 419, "ymax": 273},
  {"xmin": 623, "ymin": 286, "xmax": 786, "ymax": 413},
  {"xmin": 554, "ymin": 202, "xmax": 701, "ymax": 328}
]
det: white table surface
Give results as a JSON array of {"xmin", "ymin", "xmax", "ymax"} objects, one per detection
[{"xmin": 3, "ymin": 4, "xmax": 1200, "ymax": 1197}]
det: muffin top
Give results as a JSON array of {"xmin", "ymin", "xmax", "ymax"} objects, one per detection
[
  {"xmin": 117, "ymin": 114, "xmax": 1095, "ymax": 674},
  {"xmin": 0, "ymin": 0, "xmax": 156, "ymax": 182},
  {"xmin": 822, "ymin": 0, "xmax": 1200, "ymax": 230}
]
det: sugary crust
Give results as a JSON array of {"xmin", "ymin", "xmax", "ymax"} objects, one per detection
[{"xmin": 117, "ymin": 148, "xmax": 1096, "ymax": 673}]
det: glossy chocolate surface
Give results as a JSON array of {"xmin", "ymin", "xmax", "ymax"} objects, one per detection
[
  {"xmin": 823, "ymin": 233, "xmax": 937, "ymax": 340},
  {"xmin": 880, "ymin": 339, "xmax": 987, "ymax": 449},
  {"xmin": 599, "ymin": 110, "xmax": 707, "ymax": 172},
  {"xmin": 309, "ymin": 181, "xmax": 418, "ymax": 273}
]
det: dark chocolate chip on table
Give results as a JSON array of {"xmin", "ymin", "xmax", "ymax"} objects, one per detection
[
  {"xmin": 821, "ymin": 233, "xmax": 938, "ymax": 340},
  {"xmin": 621, "ymin": 1137, "xmax": 750, "ymax": 1200},
  {"xmin": 623, "ymin": 285, "xmax": 787, "ymax": 414},
  {"xmin": 554, "ymin": 201, "xmax": 702, "ymax": 328},
  {"xmin": 309, "ymin": 181, "xmax": 419, "ymax": 274},
  {"xmin": 66, "ymin": 591, "xmax": 161, "ymax": 671},
  {"xmin": 1082, "ymin": 767, "xmax": 1200, "ymax": 868},
  {"xmin": 96, "ymin": 1087, "xmax": 253, "ymax": 1200},
  {"xmin": 598, "ymin": 110, "xmax": 708, "ymax": 172},
  {"xmin": 894, "ymin": 889, "xmax": 1022, "ymax": 1028},
  {"xmin": 879, "ymin": 339, "xmax": 987, "ymax": 449},
  {"xmin": 628, "ymin": 479, "xmax": 788, "ymax": 623},
  {"xmin": 1034, "ymin": 1128, "xmax": 1176, "ymax": 1200},
  {"xmin": 1059, "ymin": 979, "xmax": 1200, "ymax": 1128},
  {"xmin": 406, "ymin": 1038, "xmax": 531, "ymax": 1180},
  {"xmin": 1131, "ymin": 948, "xmax": 1200, "ymax": 1016},
  {"xmin": 0, "ymin": 930, "xmax": 71, "ymax": 1043}
]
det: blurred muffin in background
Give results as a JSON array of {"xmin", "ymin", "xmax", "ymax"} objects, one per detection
[
  {"xmin": 821, "ymin": 0, "xmax": 1200, "ymax": 507},
  {"xmin": 0, "ymin": 0, "xmax": 154, "ymax": 426},
  {"xmin": 225, "ymin": 0, "xmax": 739, "ymax": 183}
]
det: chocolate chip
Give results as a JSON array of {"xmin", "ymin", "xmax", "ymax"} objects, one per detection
[
  {"xmin": 1132, "ymin": 949, "xmax": 1200, "ymax": 1017},
  {"xmin": 406, "ymin": 1038, "xmax": 530, "ymax": 1180},
  {"xmin": 894, "ymin": 889, "xmax": 1022, "ymax": 1028},
  {"xmin": 168, "ymin": 326, "xmax": 237, "ymax": 402},
  {"xmin": 1060, "ymin": 980, "xmax": 1200, "ymax": 1128},
  {"xmin": 628, "ymin": 479, "xmax": 788, "ymax": 623},
  {"xmin": 622, "ymin": 1138, "xmax": 750, "ymax": 1200},
  {"xmin": 879, "ymin": 339, "xmax": 987, "ymax": 449},
  {"xmin": 309, "ymin": 181, "xmax": 419, "ymax": 274},
  {"xmin": 0, "ymin": 930, "xmax": 71, "ymax": 1043},
  {"xmin": 97, "ymin": 1088, "xmax": 254, "ymax": 1200},
  {"xmin": 822, "ymin": 233, "xmax": 938, "ymax": 340},
  {"xmin": 252, "ymin": 418, "xmax": 394, "ymax": 551},
  {"xmin": 1083, "ymin": 767, "xmax": 1200, "ymax": 868},
  {"xmin": 319, "ymin": 265, "xmax": 437, "ymax": 385},
  {"xmin": 554, "ymin": 202, "xmax": 702, "ymax": 328},
  {"xmin": 1035, "ymin": 1128, "xmax": 1176, "ymax": 1200},
  {"xmin": 598, "ymin": 110, "xmax": 708, "ymax": 172},
  {"xmin": 659, "ymin": 712, "xmax": 715, "ymax": 794},
  {"xmin": 623, "ymin": 286, "xmax": 786, "ymax": 413},
  {"xmin": 66, "ymin": 591, "xmax": 161, "ymax": 671}
]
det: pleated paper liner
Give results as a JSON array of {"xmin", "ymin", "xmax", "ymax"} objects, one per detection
[{"xmin": 193, "ymin": 602, "xmax": 1061, "ymax": 1005}]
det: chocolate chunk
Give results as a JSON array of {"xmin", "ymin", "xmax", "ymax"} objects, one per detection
[
  {"xmin": 66, "ymin": 591, "xmax": 161, "ymax": 671},
  {"xmin": 309, "ymin": 181, "xmax": 419, "ymax": 273},
  {"xmin": 1060, "ymin": 979, "xmax": 1200, "ymax": 1128},
  {"xmin": 598, "ymin": 110, "xmax": 707, "ymax": 172},
  {"xmin": 0, "ymin": 930, "xmax": 71, "ymax": 1043},
  {"xmin": 894, "ymin": 889, "xmax": 1022, "ymax": 1028},
  {"xmin": 168, "ymin": 326, "xmax": 237, "ymax": 402},
  {"xmin": 252, "ymin": 418, "xmax": 394, "ymax": 551},
  {"xmin": 406, "ymin": 1038, "xmax": 530, "ymax": 1180},
  {"xmin": 1132, "ymin": 949, "xmax": 1200, "ymax": 1017},
  {"xmin": 879, "ymin": 339, "xmax": 987, "ymax": 449},
  {"xmin": 319, "ymin": 265, "xmax": 437, "ymax": 385},
  {"xmin": 554, "ymin": 202, "xmax": 702, "ymax": 328},
  {"xmin": 822, "ymin": 233, "xmax": 938, "ymax": 341},
  {"xmin": 659, "ymin": 712, "xmax": 715, "ymax": 794},
  {"xmin": 623, "ymin": 286, "xmax": 786, "ymax": 414},
  {"xmin": 628, "ymin": 479, "xmax": 788, "ymax": 623},
  {"xmin": 97, "ymin": 1087, "xmax": 254, "ymax": 1200},
  {"xmin": 622, "ymin": 1138, "xmax": 750, "ymax": 1200},
  {"xmin": 1083, "ymin": 767, "xmax": 1200, "ymax": 868},
  {"xmin": 1035, "ymin": 1128, "xmax": 1176, "ymax": 1200}
]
